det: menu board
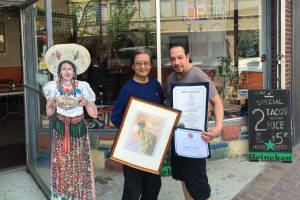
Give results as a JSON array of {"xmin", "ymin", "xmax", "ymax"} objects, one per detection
[{"xmin": 248, "ymin": 90, "xmax": 292, "ymax": 162}]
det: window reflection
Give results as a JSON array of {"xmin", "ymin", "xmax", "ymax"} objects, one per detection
[
  {"xmin": 38, "ymin": 0, "xmax": 263, "ymax": 124},
  {"xmin": 162, "ymin": 0, "xmax": 263, "ymax": 119}
]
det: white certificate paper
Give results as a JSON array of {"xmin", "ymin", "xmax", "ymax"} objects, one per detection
[
  {"xmin": 174, "ymin": 128, "xmax": 209, "ymax": 158},
  {"xmin": 173, "ymin": 84, "xmax": 208, "ymax": 130}
]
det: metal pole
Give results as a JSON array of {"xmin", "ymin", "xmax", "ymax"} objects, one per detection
[
  {"xmin": 155, "ymin": 0, "xmax": 162, "ymax": 84},
  {"xmin": 45, "ymin": 0, "xmax": 56, "ymax": 80},
  {"xmin": 233, "ymin": 0, "xmax": 239, "ymax": 84},
  {"xmin": 45, "ymin": 0, "xmax": 53, "ymax": 49}
]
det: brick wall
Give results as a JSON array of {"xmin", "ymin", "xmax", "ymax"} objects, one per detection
[
  {"xmin": 271, "ymin": 1, "xmax": 277, "ymax": 89},
  {"xmin": 285, "ymin": 0, "xmax": 292, "ymax": 89},
  {"xmin": 271, "ymin": 0, "xmax": 292, "ymax": 89}
]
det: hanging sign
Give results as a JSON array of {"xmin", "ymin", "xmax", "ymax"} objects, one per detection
[{"xmin": 248, "ymin": 90, "xmax": 292, "ymax": 162}]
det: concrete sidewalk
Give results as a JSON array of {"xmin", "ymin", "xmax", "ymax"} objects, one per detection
[
  {"xmin": 0, "ymin": 155, "xmax": 269, "ymax": 200},
  {"xmin": 94, "ymin": 155, "xmax": 270, "ymax": 200},
  {"xmin": 2, "ymin": 146, "xmax": 299, "ymax": 200}
]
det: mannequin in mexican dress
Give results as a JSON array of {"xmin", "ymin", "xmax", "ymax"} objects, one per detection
[{"xmin": 43, "ymin": 44, "xmax": 97, "ymax": 200}]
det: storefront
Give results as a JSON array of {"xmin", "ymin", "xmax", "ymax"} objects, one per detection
[{"xmin": 1, "ymin": 0, "xmax": 296, "ymax": 198}]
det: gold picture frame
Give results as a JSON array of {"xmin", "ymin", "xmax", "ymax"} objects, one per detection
[{"xmin": 110, "ymin": 96, "xmax": 181, "ymax": 174}]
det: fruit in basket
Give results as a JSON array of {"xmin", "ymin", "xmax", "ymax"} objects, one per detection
[{"xmin": 57, "ymin": 96, "xmax": 78, "ymax": 109}]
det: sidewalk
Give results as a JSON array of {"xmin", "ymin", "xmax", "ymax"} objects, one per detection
[
  {"xmin": 0, "ymin": 145, "xmax": 299, "ymax": 200},
  {"xmin": 233, "ymin": 144, "xmax": 300, "ymax": 200},
  {"xmin": 0, "ymin": 154, "xmax": 269, "ymax": 200},
  {"xmin": 96, "ymin": 155, "xmax": 269, "ymax": 200}
]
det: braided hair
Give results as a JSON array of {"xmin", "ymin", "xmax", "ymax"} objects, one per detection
[{"xmin": 57, "ymin": 60, "xmax": 78, "ymax": 97}]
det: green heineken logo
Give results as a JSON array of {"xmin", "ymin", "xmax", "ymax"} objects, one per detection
[
  {"xmin": 249, "ymin": 152, "xmax": 292, "ymax": 162},
  {"xmin": 265, "ymin": 139, "xmax": 275, "ymax": 151}
]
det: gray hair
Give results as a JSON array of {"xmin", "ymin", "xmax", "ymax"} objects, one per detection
[{"xmin": 131, "ymin": 48, "xmax": 153, "ymax": 66}]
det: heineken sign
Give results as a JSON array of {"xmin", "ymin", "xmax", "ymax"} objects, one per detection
[{"xmin": 248, "ymin": 90, "xmax": 292, "ymax": 162}]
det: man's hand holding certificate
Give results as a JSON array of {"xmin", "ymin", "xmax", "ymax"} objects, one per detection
[{"xmin": 174, "ymin": 128, "xmax": 209, "ymax": 158}]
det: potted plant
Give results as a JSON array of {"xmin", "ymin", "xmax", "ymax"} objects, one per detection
[
  {"xmin": 216, "ymin": 56, "xmax": 233, "ymax": 99},
  {"xmin": 217, "ymin": 56, "xmax": 232, "ymax": 77}
]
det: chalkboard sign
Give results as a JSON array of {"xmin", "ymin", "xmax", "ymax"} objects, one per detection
[{"xmin": 248, "ymin": 90, "xmax": 292, "ymax": 162}]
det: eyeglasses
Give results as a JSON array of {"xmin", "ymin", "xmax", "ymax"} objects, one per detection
[{"xmin": 134, "ymin": 62, "xmax": 151, "ymax": 67}]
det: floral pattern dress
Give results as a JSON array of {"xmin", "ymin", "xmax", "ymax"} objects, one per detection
[{"xmin": 43, "ymin": 80, "xmax": 96, "ymax": 200}]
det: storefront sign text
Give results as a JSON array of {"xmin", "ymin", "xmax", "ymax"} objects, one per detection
[{"xmin": 184, "ymin": 4, "xmax": 225, "ymax": 21}]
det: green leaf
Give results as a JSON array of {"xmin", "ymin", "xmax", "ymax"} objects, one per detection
[{"xmin": 74, "ymin": 51, "xmax": 79, "ymax": 60}]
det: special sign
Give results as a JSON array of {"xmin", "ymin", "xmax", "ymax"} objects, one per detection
[{"xmin": 248, "ymin": 90, "xmax": 292, "ymax": 162}]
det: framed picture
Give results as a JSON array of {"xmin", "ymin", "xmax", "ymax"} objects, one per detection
[
  {"xmin": 0, "ymin": 22, "xmax": 5, "ymax": 52},
  {"xmin": 110, "ymin": 96, "xmax": 181, "ymax": 174}
]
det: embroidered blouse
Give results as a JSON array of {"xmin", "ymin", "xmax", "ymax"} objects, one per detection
[{"xmin": 43, "ymin": 80, "xmax": 96, "ymax": 117}]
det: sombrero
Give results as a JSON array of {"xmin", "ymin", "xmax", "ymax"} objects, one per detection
[{"xmin": 45, "ymin": 43, "xmax": 91, "ymax": 75}]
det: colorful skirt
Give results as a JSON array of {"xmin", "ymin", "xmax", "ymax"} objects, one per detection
[{"xmin": 51, "ymin": 115, "xmax": 95, "ymax": 200}]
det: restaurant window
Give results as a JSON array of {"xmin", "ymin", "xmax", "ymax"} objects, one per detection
[
  {"xmin": 36, "ymin": 0, "xmax": 265, "ymax": 134},
  {"xmin": 37, "ymin": 0, "xmax": 161, "ymax": 131},
  {"xmin": 161, "ymin": 0, "xmax": 265, "ymax": 120}
]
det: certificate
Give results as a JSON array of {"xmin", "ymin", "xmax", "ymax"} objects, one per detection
[
  {"xmin": 174, "ymin": 128, "xmax": 209, "ymax": 158},
  {"xmin": 172, "ymin": 83, "xmax": 209, "ymax": 130}
]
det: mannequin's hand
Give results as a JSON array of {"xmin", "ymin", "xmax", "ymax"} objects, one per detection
[
  {"xmin": 50, "ymin": 96, "xmax": 58, "ymax": 108},
  {"xmin": 78, "ymin": 97, "xmax": 88, "ymax": 107}
]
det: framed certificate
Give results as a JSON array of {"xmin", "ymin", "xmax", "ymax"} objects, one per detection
[
  {"xmin": 171, "ymin": 82, "xmax": 210, "ymax": 158},
  {"xmin": 110, "ymin": 96, "xmax": 181, "ymax": 174},
  {"xmin": 171, "ymin": 82, "xmax": 209, "ymax": 130}
]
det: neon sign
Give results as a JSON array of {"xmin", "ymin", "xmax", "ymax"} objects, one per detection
[{"xmin": 183, "ymin": 4, "xmax": 225, "ymax": 22}]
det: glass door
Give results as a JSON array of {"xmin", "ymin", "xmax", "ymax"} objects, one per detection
[{"xmin": 22, "ymin": 0, "xmax": 51, "ymax": 197}]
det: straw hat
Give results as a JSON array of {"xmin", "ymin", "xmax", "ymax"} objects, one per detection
[{"xmin": 45, "ymin": 43, "xmax": 91, "ymax": 75}]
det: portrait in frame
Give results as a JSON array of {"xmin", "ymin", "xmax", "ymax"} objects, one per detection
[{"xmin": 110, "ymin": 96, "xmax": 181, "ymax": 174}]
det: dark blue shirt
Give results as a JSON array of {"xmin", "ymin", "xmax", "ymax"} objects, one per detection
[{"xmin": 111, "ymin": 77, "xmax": 164, "ymax": 128}]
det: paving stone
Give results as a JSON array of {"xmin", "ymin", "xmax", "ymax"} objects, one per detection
[
  {"xmin": 288, "ymin": 191, "xmax": 300, "ymax": 199},
  {"xmin": 266, "ymin": 190, "xmax": 278, "ymax": 198},
  {"xmin": 276, "ymin": 193, "xmax": 297, "ymax": 200},
  {"xmin": 261, "ymin": 195, "xmax": 277, "ymax": 200}
]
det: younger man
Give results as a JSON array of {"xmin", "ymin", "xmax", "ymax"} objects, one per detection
[{"xmin": 163, "ymin": 43, "xmax": 224, "ymax": 200}]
